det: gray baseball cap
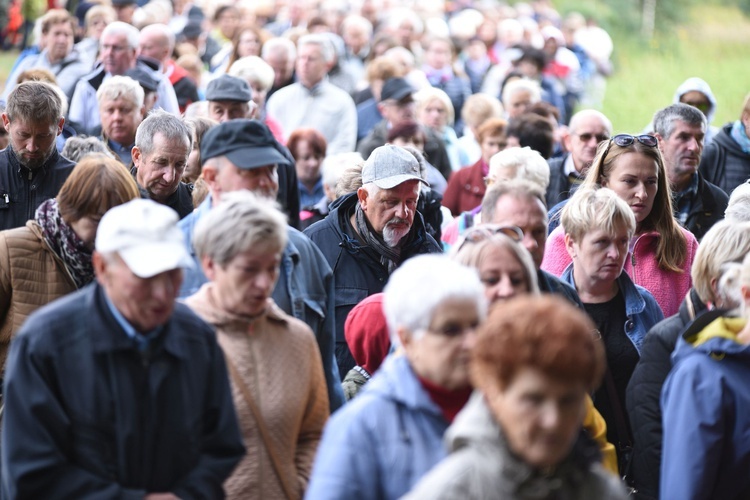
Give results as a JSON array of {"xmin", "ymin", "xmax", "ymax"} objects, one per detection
[{"xmin": 362, "ymin": 144, "xmax": 428, "ymax": 190}]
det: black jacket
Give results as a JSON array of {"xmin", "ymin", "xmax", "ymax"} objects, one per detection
[
  {"xmin": 0, "ymin": 147, "xmax": 75, "ymax": 231},
  {"xmin": 131, "ymin": 166, "xmax": 195, "ymax": 220},
  {"xmin": 680, "ymin": 172, "xmax": 728, "ymax": 241},
  {"xmin": 1, "ymin": 283, "xmax": 245, "ymax": 498},
  {"xmin": 625, "ymin": 289, "xmax": 708, "ymax": 500},
  {"xmin": 545, "ymin": 154, "xmax": 580, "ymax": 209},
  {"xmin": 303, "ymin": 193, "xmax": 442, "ymax": 376},
  {"xmin": 699, "ymin": 122, "xmax": 750, "ymax": 195}
]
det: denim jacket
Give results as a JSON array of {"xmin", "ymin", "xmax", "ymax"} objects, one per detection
[
  {"xmin": 178, "ymin": 196, "xmax": 344, "ymax": 411},
  {"xmin": 561, "ymin": 264, "xmax": 664, "ymax": 354}
]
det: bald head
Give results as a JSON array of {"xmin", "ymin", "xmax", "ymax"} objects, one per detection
[
  {"xmin": 139, "ymin": 23, "xmax": 174, "ymax": 65},
  {"xmin": 564, "ymin": 109, "xmax": 613, "ymax": 173}
]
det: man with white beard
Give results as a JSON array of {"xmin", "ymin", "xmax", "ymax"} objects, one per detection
[{"xmin": 304, "ymin": 144, "xmax": 442, "ymax": 378}]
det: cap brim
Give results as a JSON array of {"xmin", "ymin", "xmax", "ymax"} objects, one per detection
[
  {"xmin": 225, "ymin": 146, "xmax": 290, "ymax": 169},
  {"xmin": 383, "ymin": 88, "xmax": 413, "ymax": 102},
  {"xmin": 118, "ymin": 242, "xmax": 194, "ymax": 279},
  {"xmin": 205, "ymin": 92, "xmax": 251, "ymax": 102},
  {"xmin": 372, "ymin": 174, "xmax": 428, "ymax": 190}
]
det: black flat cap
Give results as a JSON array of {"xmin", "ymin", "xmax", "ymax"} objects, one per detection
[
  {"xmin": 125, "ymin": 67, "xmax": 159, "ymax": 92},
  {"xmin": 201, "ymin": 119, "xmax": 290, "ymax": 170},
  {"xmin": 205, "ymin": 74, "xmax": 253, "ymax": 102},
  {"xmin": 182, "ymin": 19, "xmax": 203, "ymax": 39},
  {"xmin": 380, "ymin": 77, "xmax": 415, "ymax": 103}
]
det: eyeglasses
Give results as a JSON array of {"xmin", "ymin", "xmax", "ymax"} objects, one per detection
[
  {"xmin": 610, "ymin": 134, "xmax": 658, "ymax": 148},
  {"xmin": 454, "ymin": 224, "xmax": 524, "ymax": 254},
  {"xmin": 575, "ymin": 132, "xmax": 609, "ymax": 144},
  {"xmin": 681, "ymin": 100, "xmax": 711, "ymax": 114}
]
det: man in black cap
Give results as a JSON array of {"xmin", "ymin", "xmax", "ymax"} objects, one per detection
[
  {"xmin": 178, "ymin": 119, "xmax": 346, "ymax": 412},
  {"xmin": 357, "ymin": 77, "xmax": 452, "ymax": 180},
  {"xmin": 205, "ymin": 74, "xmax": 256, "ymax": 123}
]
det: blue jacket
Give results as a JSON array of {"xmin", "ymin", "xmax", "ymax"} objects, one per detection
[
  {"xmin": 561, "ymin": 264, "xmax": 663, "ymax": 353},
  {"xmin": 305, "ymin": 354, "xmax": 449, "ymax": 500},
  {"xmin": 1, "ymin": 284, "xmax": 245, "ymax": 498},
  {"xmin": 303, "ymin": 193, "xmax": 442, "ymax": 376},
  {"xmin": 179, "ymin": 196, "xmax": 345, "ymax": 412},
  {"xmin": 661, "ymin": 313, "xmax": 750, "ymax": 499}
]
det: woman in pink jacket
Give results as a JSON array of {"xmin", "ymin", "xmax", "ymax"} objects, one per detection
[{"xmin": 542, "ymin": 134, "xmax": 698, "ymax": 317}]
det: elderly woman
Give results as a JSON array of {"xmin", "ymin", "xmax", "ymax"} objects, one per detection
[
  {"xmin": 404, "ymin": 295, "xmax": 628, "ymax": 499},
  {"xmin": 442, "ymin": 117, "xmax": 507, "ymax": 217},
  {"xmin": 228, "ymin": 55, "xmax": 284, "ymax": 142},
  {"xmin": 659, "ymin": 251, "xmax": 750, "ymax": 499},
  {"xmin": 0, "ymin": 156, "xmax": 139, "ymax": 368},
  {"xmin": 185, "ymin": 191, "xmax": 329, "ymax": 499},
  {"xmin": 306, "ymin": 254, "xmax": 488, "ymax": 500},
  {"xmin": 627, "ymin": 219, "xmax": 750, "ymax": 499},
  {"xmin": 560, "ymin": 187, "xmax": 663, "ymax": 478},
  {"xmin": 543, "ymin": 134, "xmax": 699, "ymax": 317}
]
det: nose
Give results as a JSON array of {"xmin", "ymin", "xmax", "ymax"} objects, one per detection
[
  {"xmin": 634, "ymin": 182, "xmax": 647, "ymax": 200},
  {"xmin": 606, "ymin": 243, "xmax": 620, "ymax": 260},
  {"xmin": 395, "ymin": 201, "xmax": 410, "ymax": 219},
  {"xmin": 522, "ymin": 232, "xmax": 538, "ymax": 254},
  {"xmin": 162, "ymin": 167, "xmax": 176, "ymax": 183},
  {"xmin": 26, "ymin": 137, "xmax": 39, "ymax": 152},
  {"xmin": 539, "ymin": 402, "xmax": 561, "ymax": 430},
  {"xmin": 151, "ymin": 275, "xmax": 174, "ymax": 303},
  {"xmin": 492, "ymin": 276, "xmax": 515, "ymax": 301}
]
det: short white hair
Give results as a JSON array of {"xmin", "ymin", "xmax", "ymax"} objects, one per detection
[
  {"xmin": 101, "ymin": 21, "xmax": 140, "ymax": 50},
  {"xmin": 726, "ymin": 182, "xmax": 750, "ymax": 222},
  {"xmin": 383, "ymin": 254, "xmax": 487, "ymax": 346},
  {"xmin": 97, "ymin": 75, "xmax": 144, "ymax": 108},
  {"xmin": 488, "ymin": 147, "xmax": 550, "ymax": 190},
  {"xmin": 229, "ymin": 56, "xmax": 275, "ymax": 92},
  {"xmin": 502, "ymin": 77, "xmax": 541, "ymax": 107},
  {"xmin": 322, "ymin": 152, "xmax": 364, "ymax": 188}
]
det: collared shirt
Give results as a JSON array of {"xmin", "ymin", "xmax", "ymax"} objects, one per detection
[
  {"xmin": 103, "ymin": 291, "xmax": 163, "ymax": 352},
  {"xmin": 108, "ymin": 138, "xmax": 134, "ymax": 166},
  {"xmin": 672, "ymin": 172, "xmax": 700, "ymax": 226}
]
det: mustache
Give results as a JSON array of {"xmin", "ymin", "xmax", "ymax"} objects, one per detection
[{"xmin": 386, "ymin": 218, "xmax": 409, "ymax": 227}]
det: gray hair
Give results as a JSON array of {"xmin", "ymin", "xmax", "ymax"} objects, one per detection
[
  {"xmin": 193, "ymin": 190, "xmax": 288, "ymax": 267},
  {"xmin": 62, "ymin": 136, "xmax": 115, "ymax": 163},
  {"xmin": 101, "ymin": 21, "xmax": 140, "ymax": 50},
  {"xmin": 342, "ymin": 14, "xmax": 373, "ymax": 38},
  {"xmin": 261, "ymin": 36, "xmax": 297, "ymax": 61},
  {"xmin": 502, "ymin": 78, "xmax": 541, "ymax": 107},
  {"xmin": 229, "ymin": 56, "xmax": 275, "ymax": 92},
  {"xmin": 135, "ymin": 108, "xmax": 192, "ymax": 155},
  {"xmin": 653, "ymin": 103, "xmax": 707, "ymax": 139},
  {"xmin": 322, "ymin": 152, "xmax": 364, "ymax": 188},
  {"xmin": 488, "ymin": 146, "xmax": 550, "ymax": 190},
  {"xmin": 335, "ymin": 164, "xmax": 364, "ymax": 198},
  {"xmin": 691, "ymin": 219, "xmax": 750, "ymax": 305},
  {"xmin": 5, "ymin": 81, "xmax": 64, "ymax": 125},
  {"xmin": 481, "ymin": 178, "xmax": 547, "ymax": 222},
  {"xmin": 383, "ymin": 254, "xmax": 487, "ymax": 346},
  {"xmin": 97, "ymin": 75, "xmax": 144, "ymax": 108},
  {"xmin": 297, "ymin": 34, "xmax": 335, "ymax": 64},
  {"xmin": 725, "ymin": 182, "xmax": 750, "ymax": 222}
]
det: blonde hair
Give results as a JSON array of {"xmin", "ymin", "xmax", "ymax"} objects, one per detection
[
  {"xmin": 561, "ymin": 187, "xmax": 635, "ymax": 243},
  {"xmin": 488, "ymin": 146, "xmax": 550, "ymax": 190}
]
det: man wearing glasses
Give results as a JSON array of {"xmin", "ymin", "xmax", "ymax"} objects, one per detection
[{"xmin": 546, "ymin": 109, "xmax": 612, "ymax": 208}]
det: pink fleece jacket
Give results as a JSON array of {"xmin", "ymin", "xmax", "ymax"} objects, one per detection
[{"xmin": 541, "ymin": 225, "xmax": 699, "ymax": 317}]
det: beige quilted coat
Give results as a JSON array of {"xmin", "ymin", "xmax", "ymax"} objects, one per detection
[
  {"xmin": 185, "ymin": 283, "xmax": 329, "ymax": 500},
  {"xmin": 0, "ymin": 221, "xmax": 76, "ymax": 369}
]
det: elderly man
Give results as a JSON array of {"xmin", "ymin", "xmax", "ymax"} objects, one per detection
[
  {"xmin": 206, "ymin": 74, "xmax": 255, "ymax": 123},
  {"xmin": 654, "ymin": 103, "xmax": 728, "ymax": 240},
  {"xmin": 139, "ymin": 23, "xmax": 199, "ymax": 114},
  {"xmin": 179, "ymin": 119, "xmax": 345, "ymax": 411},
  {"xmin": 262, "ymin": 37, "xmax": 297, "ymax": 100},
  {"xmin": 0, "ymin": 82, "xmax": 75, "ymax": 231},
  {"xmin": 266, "ymin": 34, "xmax": 357, "ymax": 155},
  {"xmin": 545, "ymin": 109, "xmax": 612, "ymax": 208},
  {"xmin": 1, "ymin": 198, "xmax": 245, "ymax": 497},
  {"xmin": 357, "ymin": 77, "xmax": 452, "ymax": 179},
  {"xmin": 304, "ymin": 144, "xmax": 442, "ymax": 378},
  {"xmin": 480, "ymin": 179, "xmax": 582, "ymax": 306},
  {"xmin": 68, "ymin": 22, "xmax": 179, "ymax": 136},
  {"xmin": 98, "ymin": 75, "xmax": 145, "ymax": 166},
  {"xmin": 1, "ymin": 10, "xmax": 91, "ymax": 104},
  {"xmin": 131, "ymin": 109, "xmax": 194, "ymax": 219}
]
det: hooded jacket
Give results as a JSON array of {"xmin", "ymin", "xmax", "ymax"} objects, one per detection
[
  {"xmin": 699, "ymin": 122, "xmax": 750, "ymax": 195},
  {"xmin": 403, "ymin": 392, "xmax": 628, "ymax": 500},
  {"xmin": 304, "ymin": 354, "xmax": 450, "ymax": 500},
  {"xmin": 673, "ymin": 77, "xmax": 720, "ymax": 146},
  {"xmin": 660, "ymin": 313, "xmax": 750, "ymax": 500}
]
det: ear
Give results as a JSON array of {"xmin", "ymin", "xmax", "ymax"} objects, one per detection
[
  {"xmin": 655, "ymin": 132, "xmax": 665, "ymax": 151},
  {"xmin": 201, "ymin": 254, "xmax": 217, "ymax": 281},
  {"xmin": 396, "ymin": 325, "xmax": 413, "ymax": 350},
  {"xmin": 92, "ymin": 251, "xmax": 108, "ymax": 285},
  {"xmin": 357, "ymin": 186, "xmax": 369, "ymax": 210},
  {"xmin": 742, "ymin": 284, "xmax": 750, "ymax": 305},
  {"xmin": 561, "ymin": 129, "xmax": 573, "ymax": 152},
  {"xmin": 131, "ymin": 145, "xmax": 142, "ymax": 166},
  {"xmin": 2, "ymin": 113, "xmax": 10, "ymax": 132},
  {"xmin": 56, "ymin": 117, "xmax": 65, "ymax": 136},
  {"xmin": 564, "ymin": 233, "xmax": 577, "ymax": 260},
  {"xmin": 139, "ymin": 105, "xmax": 146, "ymax": 120}
]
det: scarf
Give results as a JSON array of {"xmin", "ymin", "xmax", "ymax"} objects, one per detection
[
  {"xmin": 730, "ymin": 120, "xmax": 750, "ymax": 154},
  {"xmin": 354, "ymin": 202, "xmax": 402, "ymax": 273},
  {"xmin": 35, "ymin": 198, "xmax": 94, "ymax": 289}
]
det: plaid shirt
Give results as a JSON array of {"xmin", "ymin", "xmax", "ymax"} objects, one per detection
[{"xmin": 672, "ymin": 173, "xmax": 700, "ymax": 226}]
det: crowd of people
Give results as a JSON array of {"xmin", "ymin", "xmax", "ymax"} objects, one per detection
[{"xmin": 0, "ymin": 0, "xmax": 750, "ymax": 498}]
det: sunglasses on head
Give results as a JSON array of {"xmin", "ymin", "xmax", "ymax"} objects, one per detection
[
  {"xmin": 610, "ymin": 134, "xmax": 658, "ymax": 148},
  {"xmin": 455, "ymin": 224, "xmax": 524, "ymax": 253}
]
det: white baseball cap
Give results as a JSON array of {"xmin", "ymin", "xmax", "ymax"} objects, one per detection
[{"xmin": 95, "ymin": 198, "xmax": 194, "ymax": 278}]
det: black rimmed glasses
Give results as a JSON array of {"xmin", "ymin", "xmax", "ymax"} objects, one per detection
[
  {"xmin": 454, "ymin": 224, "xmax": 524, "ymax": 254},
  {"xmin": 575, "ymin": 132, "xmax": 610, "ymax": 144}
]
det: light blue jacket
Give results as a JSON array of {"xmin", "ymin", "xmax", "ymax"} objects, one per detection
[
  {"xmin": 305, "ymin": 354, "xmax": 448, "ymax": 500},
  {"xmin": 178, "ymin": 196, "xmax": 345, "ymax": 411},
  {"xmin": 561, "ymin": 264, "xmax": 663, "ymax": 354}
]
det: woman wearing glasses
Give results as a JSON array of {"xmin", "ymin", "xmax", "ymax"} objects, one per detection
[
  {"xmin": 559, "ymin": 187, "xmax": 663, "ymax": 480},
  {"xmin": 543, "ymin": 133, "xmax": 699, "ymax": 317}
]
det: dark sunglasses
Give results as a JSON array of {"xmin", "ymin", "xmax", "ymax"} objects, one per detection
[
  {"xmin": 576, "ymin": 132, "xmax": 609, "ymax": 144},
  {"xmin": 610, "ymin": 134, "xmax": 658, "ymax": 148},
  {"xmin": 455, "ymin": 224, "xmax": 524, "ymax": 253},
  {"xmin": 681, "ymin": 100, "xmax": 711, "ymax": 114}
]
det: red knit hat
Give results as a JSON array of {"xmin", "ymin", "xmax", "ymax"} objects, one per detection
[{"xmin": 344, "ymin": 293, "xmax": 391, "ymax": 376}]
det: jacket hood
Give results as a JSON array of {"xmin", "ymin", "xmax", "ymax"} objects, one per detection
[
  {"xmin": 674, "ymin": 310, "xmax": 750, "ymax": 364},
  {"xmin": 673, "ymin": 77, "xmax": 717, "ymax": 124}
]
